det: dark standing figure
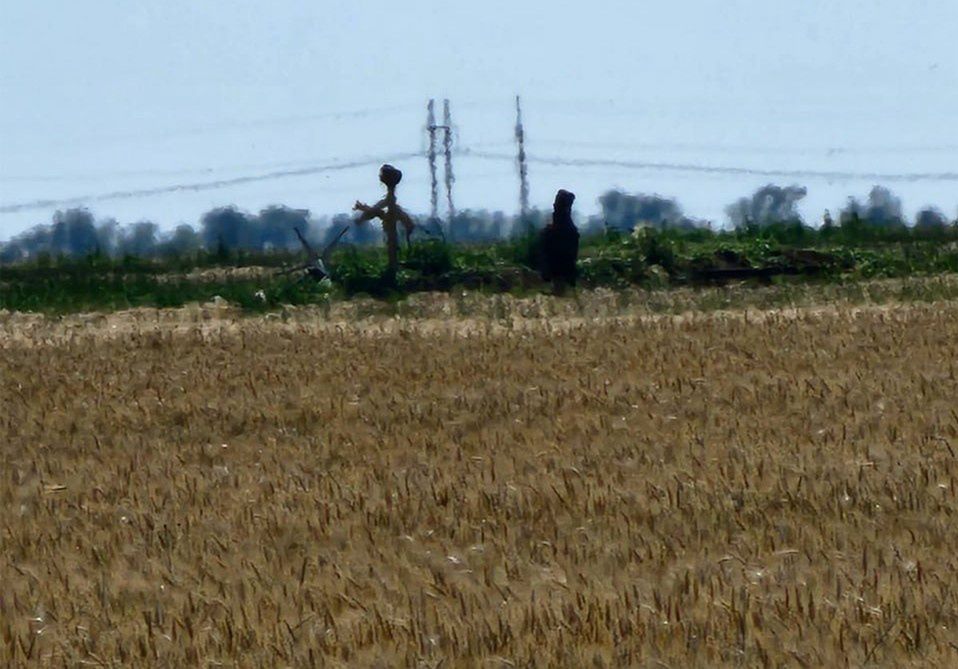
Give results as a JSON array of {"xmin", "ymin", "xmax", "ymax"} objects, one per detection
[{"xmin": 539, "ymin": 189, "xmax": 580, "ymax": 290}]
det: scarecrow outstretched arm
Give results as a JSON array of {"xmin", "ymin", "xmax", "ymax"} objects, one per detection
[{"xmin": 353, "ymin": 198, "xmax": 388, "ymax": 222}]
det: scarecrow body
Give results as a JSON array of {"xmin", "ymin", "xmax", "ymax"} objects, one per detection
[{"xmin": 354, "ymin": 164, "xmax": 415, "ymax": 276}]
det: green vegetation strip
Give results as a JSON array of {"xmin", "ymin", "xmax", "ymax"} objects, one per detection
[{"xmin": 4, "ymin": 224, "xmax": 958, "ymax": 314}]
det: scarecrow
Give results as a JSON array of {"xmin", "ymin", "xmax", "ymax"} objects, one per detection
[{"xmin": 353, "ymin": 164, "xmax": 416, "ymax": 277}]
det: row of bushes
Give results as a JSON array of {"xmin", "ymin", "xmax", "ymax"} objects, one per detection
[{"xmin": 5, "ymin": 223, "xmax": 958, "ymax": 312}]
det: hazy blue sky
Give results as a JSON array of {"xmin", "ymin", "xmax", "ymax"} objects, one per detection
[{"xmin": 2, "ymin": 0, "xmax": 957, "ymax": 237}]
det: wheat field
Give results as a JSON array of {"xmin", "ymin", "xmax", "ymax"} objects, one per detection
[{"xmin": 3, "ymin": 287, "xmax": 958, "ymax": 667}]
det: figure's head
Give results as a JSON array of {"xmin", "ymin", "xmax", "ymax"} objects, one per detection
[
  {"xmin": 554, "ymin": 189, "xmax": 575, "ymax": 212},
  {"xmin": 380, "ymin": 164, "xmax": 403, "ymax": 188}
]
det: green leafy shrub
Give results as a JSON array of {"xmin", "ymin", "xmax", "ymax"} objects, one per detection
[
  {"xmin": 633, "ymin": 228, "xmax": 677, "ymax": 274},
  {"xmin": 402, "ymin": 239, "xmax": 454, "ymax": 276}
]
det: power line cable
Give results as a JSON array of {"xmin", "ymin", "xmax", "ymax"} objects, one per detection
[
  {"xmin": 5, "ymin": 145, "xmax": 957, "ymax": 216},
  {"xmin": 0, "ymin": 152, "xmax": 422, "ymax": 214},
  {"xmin": 467, "ymin": 138, "xmax": 958, "ymax": 156},
  {"xmin": 0, "ymin": 155, "xmax": 396, "ymax": 183},
  {"xmin": 459, "ymin": 149, "xmax": 958, "ymax": 183},
  {"xmin": 1, "ymin": 103, "xmax": 424, "ymax": 151}
]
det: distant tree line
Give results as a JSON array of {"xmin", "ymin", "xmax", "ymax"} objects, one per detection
[
  {"xmin": 2, "ymin": 185, "xmax": 957, "ymax": 263},
  {"xmin": 725, "ymin": 184, "xmax": 954, "ymax": 234}
]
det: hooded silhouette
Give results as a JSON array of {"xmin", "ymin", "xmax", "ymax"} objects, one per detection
[{"xmin": 538, "ymin": 189, "xmax": 579, "ymax": 288}]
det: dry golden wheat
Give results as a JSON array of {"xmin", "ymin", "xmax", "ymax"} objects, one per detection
[{"xmin": 2, "ymin": 285, "xmax": 958, "ymax": 667}]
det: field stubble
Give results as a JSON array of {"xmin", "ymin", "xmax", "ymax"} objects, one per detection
[{"xmin": 3, "ymin": 283, "xmax": 958, "ymax": 666}]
